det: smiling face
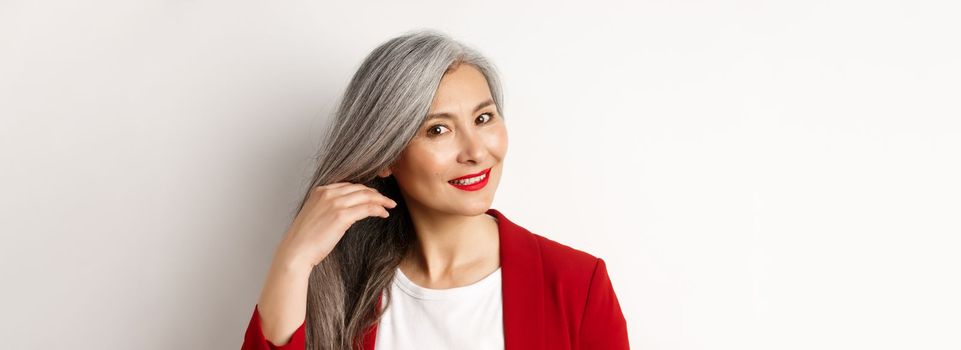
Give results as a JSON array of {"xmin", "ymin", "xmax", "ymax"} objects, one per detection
[{"xmin": 378, "ymin": 63, "xmax": 508, "ymax": 216}]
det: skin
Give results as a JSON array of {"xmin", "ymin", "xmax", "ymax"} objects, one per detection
[{"xmin": 376, "ymin": 63, "xmax": 509, "ymax": 289}]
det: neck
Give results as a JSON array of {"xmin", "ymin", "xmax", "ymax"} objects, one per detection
[{"xmin": 401, "ymin": 201, "xmax": 499, "ymax": 285}]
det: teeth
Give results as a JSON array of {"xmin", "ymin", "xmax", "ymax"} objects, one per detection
[{"xmin": 450, "ymin": 173, "xmax": 486, "ymax": 186}]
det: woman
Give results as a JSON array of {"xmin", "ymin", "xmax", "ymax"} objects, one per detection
[{"xmin": 241, "ymin": 30, "xmax": 629, "ymax": 350}]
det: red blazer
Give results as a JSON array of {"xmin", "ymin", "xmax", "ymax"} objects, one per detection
[{"xmin": 242, "ymin": 208, "xmax": 630, "ymax": 350}]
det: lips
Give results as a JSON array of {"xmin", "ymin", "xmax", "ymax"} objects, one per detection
[
  {"xmin": 449, "ymin": 167, "xmax": 492, "ymax": 182},
  {"xmin": 447, "ymin": 167, "xmax": 492, "ymax": 191}
]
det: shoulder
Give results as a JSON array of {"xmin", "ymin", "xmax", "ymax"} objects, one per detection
[
  {"xmin": 529, "ymin": 232, "xmax": 603, "ymax": 287},
  {"xmin": 489, "ymin": 207, "xmax": 605, "ymax": 289}
]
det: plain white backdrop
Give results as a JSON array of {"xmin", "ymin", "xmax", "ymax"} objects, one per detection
[{"xmin": 2, "ymin": 0, "xmax": 959, "ymax": 349}]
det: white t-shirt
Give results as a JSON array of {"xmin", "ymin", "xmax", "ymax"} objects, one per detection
[{"xmin": 373, "ymin": 266, "xmax": 504, "ymax": 350}]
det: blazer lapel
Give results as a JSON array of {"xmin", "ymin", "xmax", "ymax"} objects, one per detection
[
  {"xmin": 360, "ymin": 208, "xmax": 545, "ymax": 350},
  {"xmin": 489, "ymin": 208, "xmax": 546, "ymax": 350}
]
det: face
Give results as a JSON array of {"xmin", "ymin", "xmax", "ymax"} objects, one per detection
[{"xmin": 378, "ymin": 64, "xmax": 508, "ymax": 216}]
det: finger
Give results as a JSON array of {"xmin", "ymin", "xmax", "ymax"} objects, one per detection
[
  {"xmin": 376, "ymin": 192, "xmax": 398, "ymax": 208},
  {"xmin": 343, "ymin": 202, "xmax": 391, "ymax": 220},
  {"xmin": 311, "ymin": 183, "xmax": 373, "ymax": 201},
  {"xmin": 335, "ymin": 188, "xmax": 397, "ymax": 209},
  {"xmin": 308, "ymin": 183, "xmax": 352, "ymax": 199},
  {"xmin": 319, "ymin": 182, "xmax": 355, "ymax": 190},
  {"xmin": 328, "ymin": 183, "xmax": 381, "ymax": 198}
]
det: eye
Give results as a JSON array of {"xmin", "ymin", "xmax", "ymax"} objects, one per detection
[
  {"xmin": 425, "ymin": 112, "xmax": 496, "ymax": 137},
  {"xmin": 426, "ymin": 124, "xmax": 449, "ymax": 136},
  {"xmin": 477, "ymin": 112, "xmax": 494, "ymax": 124}
]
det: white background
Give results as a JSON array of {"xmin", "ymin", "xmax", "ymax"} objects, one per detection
[{"xmin": 2, "ymin": 0, "xmax": 959, "ymax": 349}]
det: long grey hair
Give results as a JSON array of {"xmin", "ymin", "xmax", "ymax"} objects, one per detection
[{"xmin": 294, "ymin": 30, "xmax": 504, "ymax": 350}]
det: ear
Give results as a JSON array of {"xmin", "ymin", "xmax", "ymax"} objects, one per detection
[{"xmin": 377, "ymin": 166, "xmax": 392, "ymax": 178}]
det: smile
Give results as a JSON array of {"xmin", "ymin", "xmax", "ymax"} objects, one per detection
[{"xmin": 448, "ymin": 167, "xmax": 492, "ymax": 191}]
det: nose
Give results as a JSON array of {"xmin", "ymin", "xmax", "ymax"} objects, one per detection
[{"xmin": 456, "ymin": 127, "xmax": 488, "ymax": 165}]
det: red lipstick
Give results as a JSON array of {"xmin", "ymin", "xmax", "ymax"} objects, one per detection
[{"xmin": 448, "ymin": 167, "xmax": 492, "ymax": 192}]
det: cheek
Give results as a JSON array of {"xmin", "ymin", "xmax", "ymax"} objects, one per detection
[
  {"xmin": 398, "ymin": 145, "xmax": 451, "ymax": 181},
  {"xmin": 489, "ymin": 125, "xmax": 509, "ymax": 156}
]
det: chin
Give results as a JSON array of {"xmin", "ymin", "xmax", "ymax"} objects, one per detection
[{"xmin": 450, "ymin": 200, "xmax": 493, "ymax": 216}]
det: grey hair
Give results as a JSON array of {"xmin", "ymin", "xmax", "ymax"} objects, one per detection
[{"xmin": 295, "ymin": 29, "xmax": 504, "ymax": 350}]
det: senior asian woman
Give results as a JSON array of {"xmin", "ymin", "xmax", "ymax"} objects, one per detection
[{"xmin": 240, "ymin": 30, "xmax": 629, "ymax": 350}]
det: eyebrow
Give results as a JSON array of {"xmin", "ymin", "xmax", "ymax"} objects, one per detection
[{"xmin": 425, "ymin": 98, "xmax": 495, "ymax": 121}]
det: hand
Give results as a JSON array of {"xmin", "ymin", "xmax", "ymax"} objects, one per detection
[{"xmin": 274, "ymin": 182, "xmax": 398, "ymax": 270}]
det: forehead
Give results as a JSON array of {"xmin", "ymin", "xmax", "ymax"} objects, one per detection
[{"xmin": 428, "ymin": 64, "xmax": 493, "ymax": 113}]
